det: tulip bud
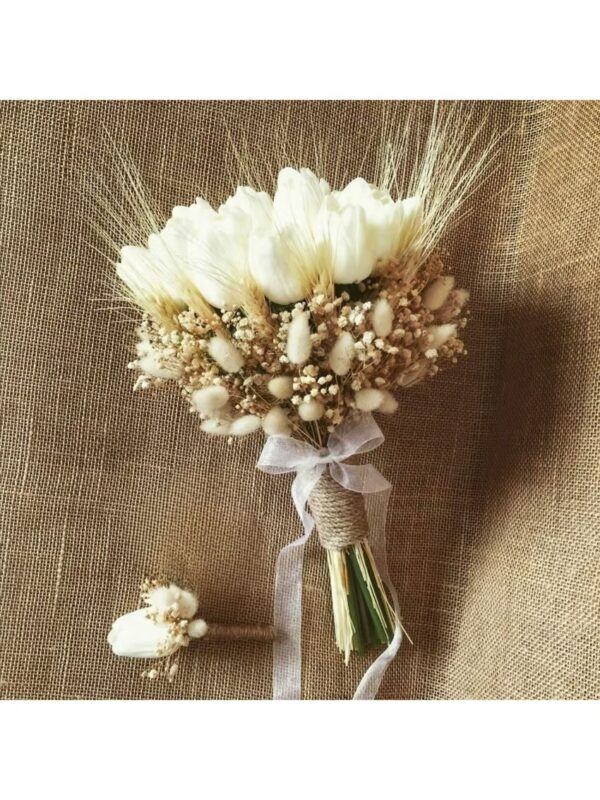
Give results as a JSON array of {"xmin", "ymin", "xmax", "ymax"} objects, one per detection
[{"xmin": 107, "ymin": 609, "xmax": 180, "ymax": 659}]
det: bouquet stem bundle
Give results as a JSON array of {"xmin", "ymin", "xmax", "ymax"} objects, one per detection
[{"xmin": 309, "ymin": 473, "xmax": 396, "ymax": 663}]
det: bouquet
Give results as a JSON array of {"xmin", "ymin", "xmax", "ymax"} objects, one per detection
[{"xmin": 104, "ymin": 109, "xmax": 492, "ymax": 697}]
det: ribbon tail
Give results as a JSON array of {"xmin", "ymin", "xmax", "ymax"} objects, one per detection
[
  {"xmin": 272, "ymin": 535, "xmax": 310, "ymax": 700},
  {"xmin": 353, "ymin": 486, "xmax": 403, "ymax": 700},
  {"xmin": 272, "ymin": 467, "xmax": 323, "ymax": 700}
]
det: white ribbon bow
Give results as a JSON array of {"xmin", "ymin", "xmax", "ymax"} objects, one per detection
[{"xmin": 257, "ymin": 413, "xmax": 402, "ymax": 700}]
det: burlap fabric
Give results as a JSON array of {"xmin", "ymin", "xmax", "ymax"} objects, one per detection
[{"xmin": 1, "ymin": 101, "xmax": 598, "ymax": 700}]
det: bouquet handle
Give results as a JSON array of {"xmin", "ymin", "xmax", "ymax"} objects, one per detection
[{"xmin": 258, "ymin": 413, "xmax": 406, "ymax": 700}]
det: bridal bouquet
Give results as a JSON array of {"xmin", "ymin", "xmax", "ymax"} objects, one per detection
[{"xmin": 108, "ymin": 113, "xmax": 488, "ymax": 697}]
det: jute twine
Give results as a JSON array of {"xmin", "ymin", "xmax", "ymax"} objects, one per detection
[
  {"xmin": 204, "ymin": 623, "xmax": 276, "ymax": 642},
  {"xmin": 309, "ymin": 471, "xmax": 369, "ymax": 550}
]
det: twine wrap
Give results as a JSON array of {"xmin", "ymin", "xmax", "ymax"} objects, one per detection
[
  {"xmin": 204, "ymin": 623, "xmax": 276, "ymax": 642},
  {"xmin": 309, "ymin": 471, "xmax": 369, "ymax": 550},
  {"xmin": 257, "ymin": 413, "xmax": 403, "ymax": 700}
]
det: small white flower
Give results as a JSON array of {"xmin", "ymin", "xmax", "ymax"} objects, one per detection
[
  {"xmin": 187, "ymin": 619, "xmax": 209, "ymax": 639},
  {"xmin": 145, "ymin": 583, "xmax": 199, "ymax": 619}
]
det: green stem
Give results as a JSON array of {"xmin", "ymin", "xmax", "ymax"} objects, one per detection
[
  {"xmin": 344, "ymin": 551, "xmax": 366, "ymax": 654},
  {"xmin": 347, "ymin": 545, "xmax": 391, "ymax": 645}
]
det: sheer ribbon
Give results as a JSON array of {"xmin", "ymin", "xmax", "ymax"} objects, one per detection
[{"xmin": 257, "ymin": 413, "xmax": 402, "ymax": 700}]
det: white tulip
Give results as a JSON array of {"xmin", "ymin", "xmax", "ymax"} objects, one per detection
[
  {"xmin": 318, "ymin": 201, "xmax": 375, "ymax": 284},
  {"xmin": 333, "ymin": 178, "xmax": 403, "ymax": 264},
  {"xmin": 273, "ymin": 167, "xmax": 330, "ymax": 231},
  {"xmin": 218, "ymin": 186, "xmax": 273, "ymax": 232},
  {"xmin": 117, "ymin": 245, "xmax": 188, "ymax": 317},
  {"xmin": 107, "ymin": 608, "xmax": 181, "ymax": 659},
  {"xmin": 187, "ymin": 220, "xmax": 247, "ymax": 309},
  {"xmin": 173, "ymin": 190, "xmax": 275, "ymax": 310},
  {"xmin": 248, "ymin": 232, "xmax": 310, "ymax": 304}
]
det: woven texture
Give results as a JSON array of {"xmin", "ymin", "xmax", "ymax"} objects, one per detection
[
  {"xmin": 1, "ymin": 100, "xmax": 598, "ymax": 700},
  {"xmin": 310, "ymin": 474, "xmax": 369, "ymax": 550}
]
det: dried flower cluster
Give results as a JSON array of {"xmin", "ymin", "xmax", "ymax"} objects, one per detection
[
  {"xmin": 131, "ymin": 252, "xmax": 467, "ymax": 442},
  {"xmin": 117, "ymin": 168, "xmax": 469, "ymax": 445}
]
